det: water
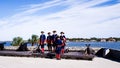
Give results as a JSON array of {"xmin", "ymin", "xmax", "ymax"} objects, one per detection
[
  {"xmin": 1, "ymin": 41, "xmax": 120, "ymax": 50},
  {"xmin": 0, "ymin": 41, "xmax": 11, "ymax": 46},
  {"xmin": 67, "ymin": 42, "xmax": 120, "ymax": 50}
]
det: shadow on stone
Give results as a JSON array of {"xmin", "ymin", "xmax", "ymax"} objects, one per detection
[{"xmin": 46, "ymin": 53, "xmax": 55, "ymax": 59}]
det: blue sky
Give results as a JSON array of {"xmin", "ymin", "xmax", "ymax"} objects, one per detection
[
  {"xmin": 0, "ymin": 0, "xmax": 120, "ymax": 41},
  {"xmin": 0, "ymin": 0, "xmax": 51, "ymax": 18}
]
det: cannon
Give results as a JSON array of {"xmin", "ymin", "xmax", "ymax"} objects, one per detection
[
  {"xmin": 0, "ymin": 42, "xmax": 6, "ymax": 50},
  {"xmin": 17, "ymin": 43, "xmax": 29, "ymax": 51}
]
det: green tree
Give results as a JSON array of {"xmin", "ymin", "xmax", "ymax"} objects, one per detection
[
  {"xmin": 12, "ymin": 37, "xmax": 23, "ymax": 46},
  {"xmin": 28, "ymin": 34, "xmax": 38, "ymax": 46}
]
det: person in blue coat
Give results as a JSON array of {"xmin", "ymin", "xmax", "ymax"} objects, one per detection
[
  {"xmin": 52, "ymin": 30, "xmax": 58, "ymax": 52},
  {"xmin": 39, "ymin": 31, "xmax": 46, "ymax": 53},
  {"xmin": 47, "ymin": 32, "xmax": 52, "ymax": 52},
  {"xmin": 55, "ymin": 36, "xmax": 62, "ymax": 60}
]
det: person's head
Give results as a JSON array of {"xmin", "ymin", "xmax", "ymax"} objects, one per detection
[
  {"xmin": 56, "ymin": 36, "xmax": 60, "ymax": 40},
  {"xmin": 53, "ymin": 30, "xmax": 56, "ymax": 34},
  {"xmin": 48, "ymin": 32, "xmax": 51, "ymax": 35},
  {"xmin": 60, "ymin": 32, "xmax": 64, "ymax": 35},
  {"xmin": 41, "ymin": 31, "xmax": 44, "ymax": 34}
]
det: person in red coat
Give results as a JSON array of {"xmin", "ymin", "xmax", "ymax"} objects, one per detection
[
  {"xmin": 39, "ymin": 31, "xmax": 46, "ymax": 53},
  {"xmin": 60, "ymin": 32, "xmax": 66, "ymax": 54}
]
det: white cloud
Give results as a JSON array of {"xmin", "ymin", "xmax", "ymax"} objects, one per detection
[{"xmin": 0, "ymin": 0, "xmax": 120, "ymax": 41}]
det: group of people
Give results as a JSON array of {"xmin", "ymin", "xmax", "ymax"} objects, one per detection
[{"xmin": 39, "ymin": 30, "xmax": 66, "ymax": 60}]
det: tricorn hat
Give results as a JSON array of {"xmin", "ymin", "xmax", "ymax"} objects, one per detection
[
  {"xmin": 41, "ymin": 31, "xmax": 44, "ymax": 33},
  {"xmin": 53, "ymin": 30, "xmax": 56, "ymax": 33},
  {"xmin": 48, "ymin": 32, "xmax": 51, "ymax": 34},
  {"xmin": 60, "ymin": 32, "xmax": 64, "ymax": 34}
]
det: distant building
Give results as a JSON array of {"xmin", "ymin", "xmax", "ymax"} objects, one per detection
[
  {"xmin": 90, "ymin": 40, "xmax": 97, "ymax": 42},
  {"xmin": 79, "ymin": 40, "xmax": 84, "ymax": 42},
  {"xmin": 101, "ymin": 38, "xmax": 106, "ymax": 42},
  {"xmin": 108, "ymin": 38, "xmax": 116, "ymax": 42}
]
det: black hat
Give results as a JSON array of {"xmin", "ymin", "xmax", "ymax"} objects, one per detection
[
  {"xmin": 53, "ymin": 30, "xmax": 56, "ymax": 33},
  {"xmin": 60, "ymin": 32, "xmax": 64, "ymax": 34},
  {"xmin": 48, "ymin": 32, "xmax": 51, "ymax": 34},
  {"xmin": 56, "ymin": 36, "xmax": 60, "ymax": 38},
  {"xmin": 41, "ymin": 31, "xmax": 44, "ymax": 33}
]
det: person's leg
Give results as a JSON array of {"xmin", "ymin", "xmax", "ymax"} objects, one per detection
[
  {"xmin": 56, "ymin": 47, "xmax": 61, "ymax": 60},
  {"xmin": 41, "ymin": 44, "xmax": 44, "ymax": 53},
  {"xmin": 48, "ymin": 44, "xmax": 52, "ymax": 52},
  {"xmin": 61, "ymin": 46, "xmax": 65, "ymax": 54},
  {"xmin": 49, "ymin": 44, "xmax": 52, "ymax": 52},
  {"xmin": 52, "ymin": 43, "xmax": 56, "ymax": 52}
]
